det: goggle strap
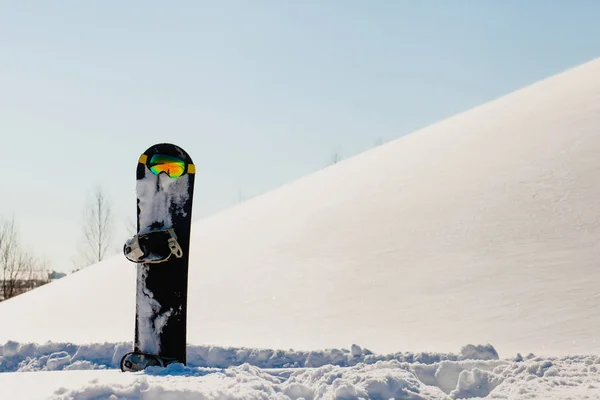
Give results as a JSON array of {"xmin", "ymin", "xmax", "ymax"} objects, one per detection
[{"xmin": 138, "ymin": 154, "xmax": 195, "ymax": 175}]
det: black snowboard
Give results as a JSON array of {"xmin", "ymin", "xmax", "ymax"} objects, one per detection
[{"xmin": 121, "ymin": 143, "xmax": 195, "ymax": 371}]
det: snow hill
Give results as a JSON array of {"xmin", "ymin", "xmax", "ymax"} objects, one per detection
[{"xmin": 2, "ymin": 57, "xmax": 600, "ymax": 366}]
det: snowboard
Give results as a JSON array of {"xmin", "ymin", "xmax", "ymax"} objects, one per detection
[{"xmin": 120, "ymin": 143, "xmax": 195, "ymax": 372}]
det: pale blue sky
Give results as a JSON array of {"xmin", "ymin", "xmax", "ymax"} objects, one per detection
[{"xmin": 1, "ymin": 1, "xmax": 599, "ymax": 272}]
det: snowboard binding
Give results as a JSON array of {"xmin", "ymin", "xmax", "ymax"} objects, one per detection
[
  {"xmin": 123, "ymin": 228, "xmax": 183, "ymax": 264},
  {"xmin": 120, "ymin": 351, "xmax": 179, "ymax": 372}
]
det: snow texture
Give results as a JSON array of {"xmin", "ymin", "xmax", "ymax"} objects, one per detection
[
  {"xmin": 135, "ymin": 266, "xmax": 162, "ymax": 354},
  {"xmin": 137, "ymin": 171, "xmax": 189, "ymax": 234},
  {"xmin": 135, "ymin": 165, "xmax": 190, "ymax": 353},
  {"xmin": 0, "ymin": 341, "xmax": 598, "ymax": 399},
  {"xmin": 0, "ymin": 342, "xmax": 499, "ymax": 372}
]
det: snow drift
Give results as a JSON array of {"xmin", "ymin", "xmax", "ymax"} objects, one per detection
[
  {"xmin": 1, "ymin": 58, "xmax": 600, "ymax": 359},
  {"xmin": 1, "ymin": 341, "xmax": 598, "ymax": 399}
]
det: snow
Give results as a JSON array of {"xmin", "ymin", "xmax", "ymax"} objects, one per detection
[
  {"xmin": 0, "ymin": 341, "xmax": 598, "ymax": 398},
  {"xmin": 2, "ymin": 57, "xmax": 600, "ymax": 398},
  {"xmin": 135, "ymin": 265, "xmax": 161, "ymax": 354},
  {"xmin": 137, "ymin": 171, "xmax": 190, "ymax": 234},
  {"xmin": 135, "ymin": 160, "xmax": 192, "ymax": 354},
  {"xmin": 0, "ymin": 341, "xmax": 499, "ymax": 373}
]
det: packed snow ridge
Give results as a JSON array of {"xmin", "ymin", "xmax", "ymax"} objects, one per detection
[
  {"xmin": 0, "ymin": 341, "xmax": 501, "ymax": 372},
  {"xmin": 1, "ymin": 341, "xmax": 598, "ymax": 399}
]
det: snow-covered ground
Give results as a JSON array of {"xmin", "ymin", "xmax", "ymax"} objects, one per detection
[
  {"xmin": 1, "ymin": 341, "xmax": 598, "ymax": 399},
  {"xmin": 2, "ymin": 57, "xmax": 600, "ymax": 398}
]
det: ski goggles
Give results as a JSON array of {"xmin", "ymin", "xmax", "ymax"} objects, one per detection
[
  {"xmin": 139, "ymin": 154, "xmax": 196, "ymax": 178},
  {"xmin": 123, "ymin": 228, "xmax": 183, "ymax": 264}
]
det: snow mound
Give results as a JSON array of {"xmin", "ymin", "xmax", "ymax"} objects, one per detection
[
  {"xmin": 4, "ymin": 58, "xmax": 600, "ymax": 359},
  {"xmin": 51, "ymin": 362, "xmax": 447, "ymax": 400},
  {"xmin": 2, "ymin": 341, "xmax": 598, "ymax": 399},
  {"xmin": 0, "ymin": 341, "xmax": 497, "ymax": 372}
]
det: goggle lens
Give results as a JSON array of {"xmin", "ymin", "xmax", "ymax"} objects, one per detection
[{"xmin": 148, "ymin": 154, "xmax": 186, "ymax": 178}]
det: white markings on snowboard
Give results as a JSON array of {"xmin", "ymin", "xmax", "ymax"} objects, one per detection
[
  {"xmin": 135, "ymin": 166, "xmax": 190, "ymax": 354},
  {"xmin": 137, "ymin": 172, "xmax": 190, "ymax": 234},
  {"xmin": 136, "ymin": 266, "xmax": 174, "ymax": 354}
]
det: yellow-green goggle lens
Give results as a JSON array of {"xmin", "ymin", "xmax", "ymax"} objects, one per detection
[{"xmin": 148, "ymin": 154, "xmax": 186, "ymax": 178}]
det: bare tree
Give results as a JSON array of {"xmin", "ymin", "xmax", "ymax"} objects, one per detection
[
  {"xmin": 27, "ymin": 259, "xmax": 50, "ymax": 290},
  {"xmin": 78, "ymin": 186, "xmax": 113, "ymax": 267},
  {"xmin": 0, "ymin": 217, "xmax": 48, "ymax": 301},
  {"xmin": 0, "ymin": 217, "xmax": 20, "ymax": 299},
  {"xmin": 331, "ymin": 151, "xmax": 341, "ymax": 165}
]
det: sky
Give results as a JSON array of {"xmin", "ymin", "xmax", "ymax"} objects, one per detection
[{"xmin": 1, "ymin": 1, "xmax": 599, "ymax": 273}]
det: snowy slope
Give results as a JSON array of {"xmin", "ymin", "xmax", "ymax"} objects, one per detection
[{"xmin": 2, "ymin": 58, "xmax": 600, "ymax": 364}]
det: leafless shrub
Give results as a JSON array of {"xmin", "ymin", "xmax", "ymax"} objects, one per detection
[{"xmin": 0, "ymin": 217, "xmax": 49, "ymax": 301}]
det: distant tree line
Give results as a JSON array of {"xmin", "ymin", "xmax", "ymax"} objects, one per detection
[
  {"xmin": 0, "ymin": 217, "xmax": 49, "ymax": 301},
  {"xmin": 0, "ymin": 184, "xmax": 119, "ymax": 301}
]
